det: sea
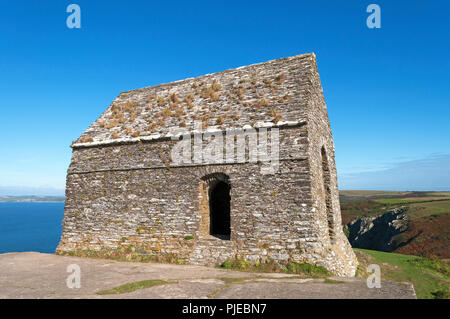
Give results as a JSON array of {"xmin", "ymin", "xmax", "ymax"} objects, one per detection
[{"xmin": 0, "ymin": 202, "xmax": 64, "ymax": 254}]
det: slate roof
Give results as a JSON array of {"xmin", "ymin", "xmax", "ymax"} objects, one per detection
[{"xmin": 73, "ymin": 53, "xmax": 319, "ymax": 148}]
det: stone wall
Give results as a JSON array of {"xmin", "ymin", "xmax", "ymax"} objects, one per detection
[
  {"xmin": 58, "ymin": 127, "xmax": 313, "ymax": 263},
  {"xmin": 58, "ymin": 125, "xmax": 356, "ymax": 276}
]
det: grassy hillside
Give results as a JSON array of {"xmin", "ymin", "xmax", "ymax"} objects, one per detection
[
  {"xmin": 355, "ymin": 249, "xmax": 449, "ymax": 299},
  {"xmin": 340, "ymin": 191, "xmax": 450, "ymax": 258}
]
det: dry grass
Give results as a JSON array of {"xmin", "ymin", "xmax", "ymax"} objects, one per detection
[
  {"xmin": 157, "ymin": 97, "xmax": 165, "ymax": 106},
  {"xmin": 169, "ymin": 92, "xmax": 178, "ymax": 103},
  {"xmin": 79, "ymin": 136, "xmax": 93, "ymax": 143},
  {"xmin": 274, "ymin": 72, "xmax": 286, "ymax": 85},
  {"xmin": 263, "ymin": 78, "xmax": 272, "ymax": 88},
  {"xmin": 156, "ymin": 118, "xmax": 165, "ymax": 127},
  {"xmin": 211, "ymin": 80, "xmax": 222, "ymax": 91},
  {"xmin": 254, "ymin": 98, "xmax": 270, "ymax": 109},
  {"xmin": 201, "ymin": 80, "xmax": 222, "ymax": 102},
  {"xmin": 216, "ymin": 115, "xmax": 226, "ymax": 125},
  {"xmin": 96, "ymin": 75, "xmax": 294, "ymax": 139},
  {"xmin": 146, "ymin": 124, "xmax": 156, "ymax": 133},
  {"xmin": 211, "ymin": 92, "xmax": 220, "ymax": 102},
  {"xmin": 186, "ymin": 100, "xmax": 194, "ymax": 109},
  {"xmin": 146, "ymin": 94, "xmax": 157, "ymax": 103},
  {"xmin": 234, "ymin": 86, "xmax": 245, "ymax": 100},
  {"xmin": 97, "ymin": 280, "xmax": 171, "ymax": 295},
  {"xmin": 184, "ymin": 93, "xmax": 195, "ymax": 108},
  {"xmin": 161, "ymin": 108, "xmax": 171, "ymax": 119},
  {"xmin": 106, "ymin": 119, "xmax": 118, "ymax": 129},
  {"xmin": 270, "ymin": 109, "xmax": 282, "ymax": 123},
  {"xmin": 117, "ymin": 114, "xmax": 127, "ymax": 124}
]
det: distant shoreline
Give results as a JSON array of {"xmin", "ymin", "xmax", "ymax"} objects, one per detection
[
  {"xmin": 0, "ymin": 201, "xmax": 65, "ymax": 203},
  {"xmin": 0, "ymin": 196, "xmax": 65, "ymax": 203}
]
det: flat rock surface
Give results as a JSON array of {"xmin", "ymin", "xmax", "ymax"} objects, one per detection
[{"xmin": 0, "ymin": 252, "xmax": 416, "ymax": 299}]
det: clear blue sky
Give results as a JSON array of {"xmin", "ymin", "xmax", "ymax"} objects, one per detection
[{"xmin": 0, "ymin": 1, "xmax": 449, "ymax": 195}]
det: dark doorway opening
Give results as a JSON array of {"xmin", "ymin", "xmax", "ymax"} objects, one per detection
[{"xmin": 209, "ymin": 181, "xmax": 231, "ymax": 240}]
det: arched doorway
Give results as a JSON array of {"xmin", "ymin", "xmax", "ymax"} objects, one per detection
[
  {"xmin": 199, "ymin": 173, "xmax": 231, "ymax": 240},
  {"xmin": 209, "ymin": 180, "xmax": 231, "ymax": 238}
]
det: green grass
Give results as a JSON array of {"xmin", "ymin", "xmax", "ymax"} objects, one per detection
[
  {"xmin": 284, "ymin": 262, "xmax": 330, "ymax": 276},
  {"xmin": 406, "ymin": 200, "xmax": 450, "ymax": 219},
  {"xmin": 341, "ymin": 191, "xmax": 450, "ymax": 221},
  {"xmin": 219, "ymin": 259, "xmax": 331, "ymax": 278},
  {"xmin": 340, "ymin": 200, "xmax": 391, "ymax": 217},
  {"xmin": 323, "ymin": 278, "xmax": 344, "ymax": 284},
  {"xmin": 356, "ymin": 249, "xmax": 449, "ymax": 299},
  {"xmin": 340, "ymin": 190, "xmax": 407, "ymax": 197},
  {"xmin": 369, "ymin": 198, "xmax": 450, "ymax": 220},
  {"xmin": 219, "ymin": 277, "xmax": 251, "ymax": 284},
  {"xmin": 424, "ymin": 192, "xmax": 450, "ymax": 197},
  {"xmin": 339, "ymin": 190, "xmax": 408, "ymax": 203},
  {"xmin": 58, "ymin": 247, "xmax": 185, "ymax": 265},
  {"xmin": 340, "ymin": 190, "xmax": 450, "ymax": 203},
  {"xmin": 96, "ymin": 279, "xmax": 171, "ymax": 295},
  {"xmin": 375, "ymin": 197, "xmax": 450, "ymax": 206}
]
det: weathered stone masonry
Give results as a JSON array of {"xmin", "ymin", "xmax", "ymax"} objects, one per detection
[{"xmin": 57, "ymin": 53, "xmax": 358, "ymax": 276}]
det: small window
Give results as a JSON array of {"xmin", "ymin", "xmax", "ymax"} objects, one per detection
[{"xmin": 321, "ymin": 146, "xmax": 335, "ymax": 240}]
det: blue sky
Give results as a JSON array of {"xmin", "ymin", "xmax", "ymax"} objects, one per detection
[{"xmin": 0, "ymin": 1, "xmax": 449, "ymax": 195}]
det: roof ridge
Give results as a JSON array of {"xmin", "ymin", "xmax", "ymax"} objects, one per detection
[{"xmin": 118, "ymin": 52, "xmax": 315, "ymax": 96}]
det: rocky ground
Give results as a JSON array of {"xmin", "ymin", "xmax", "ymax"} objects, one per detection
[
  {"xmin": 346, "ymin": 208, "xmax": 409, "ymax": 251},
  {"xmin": 340, "ymin": 190, "xmax": 450, "ymax": 258},
  {"xmin": 0, "ymin": 252, "xmax": 416, "ymax": 299}
]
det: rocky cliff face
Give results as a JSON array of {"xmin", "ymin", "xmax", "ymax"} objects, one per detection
[{"xmin": 345, "ymin": 208, "xmax": 409, "ymax": 252}]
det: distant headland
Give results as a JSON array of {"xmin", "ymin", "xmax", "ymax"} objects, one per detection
[{"xmin": 0, "ymin": 196, "xmax": 65, "ymax": 203}]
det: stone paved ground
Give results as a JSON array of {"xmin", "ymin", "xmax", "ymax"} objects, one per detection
[{"xmin": 0, "ymin": 252, "xmax": 416, "ymax": 299}]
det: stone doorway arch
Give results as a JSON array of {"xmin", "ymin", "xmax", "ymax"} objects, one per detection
[{"xmin": 199, "ymin": 173, "xmax": 231, "ymax": 240}]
